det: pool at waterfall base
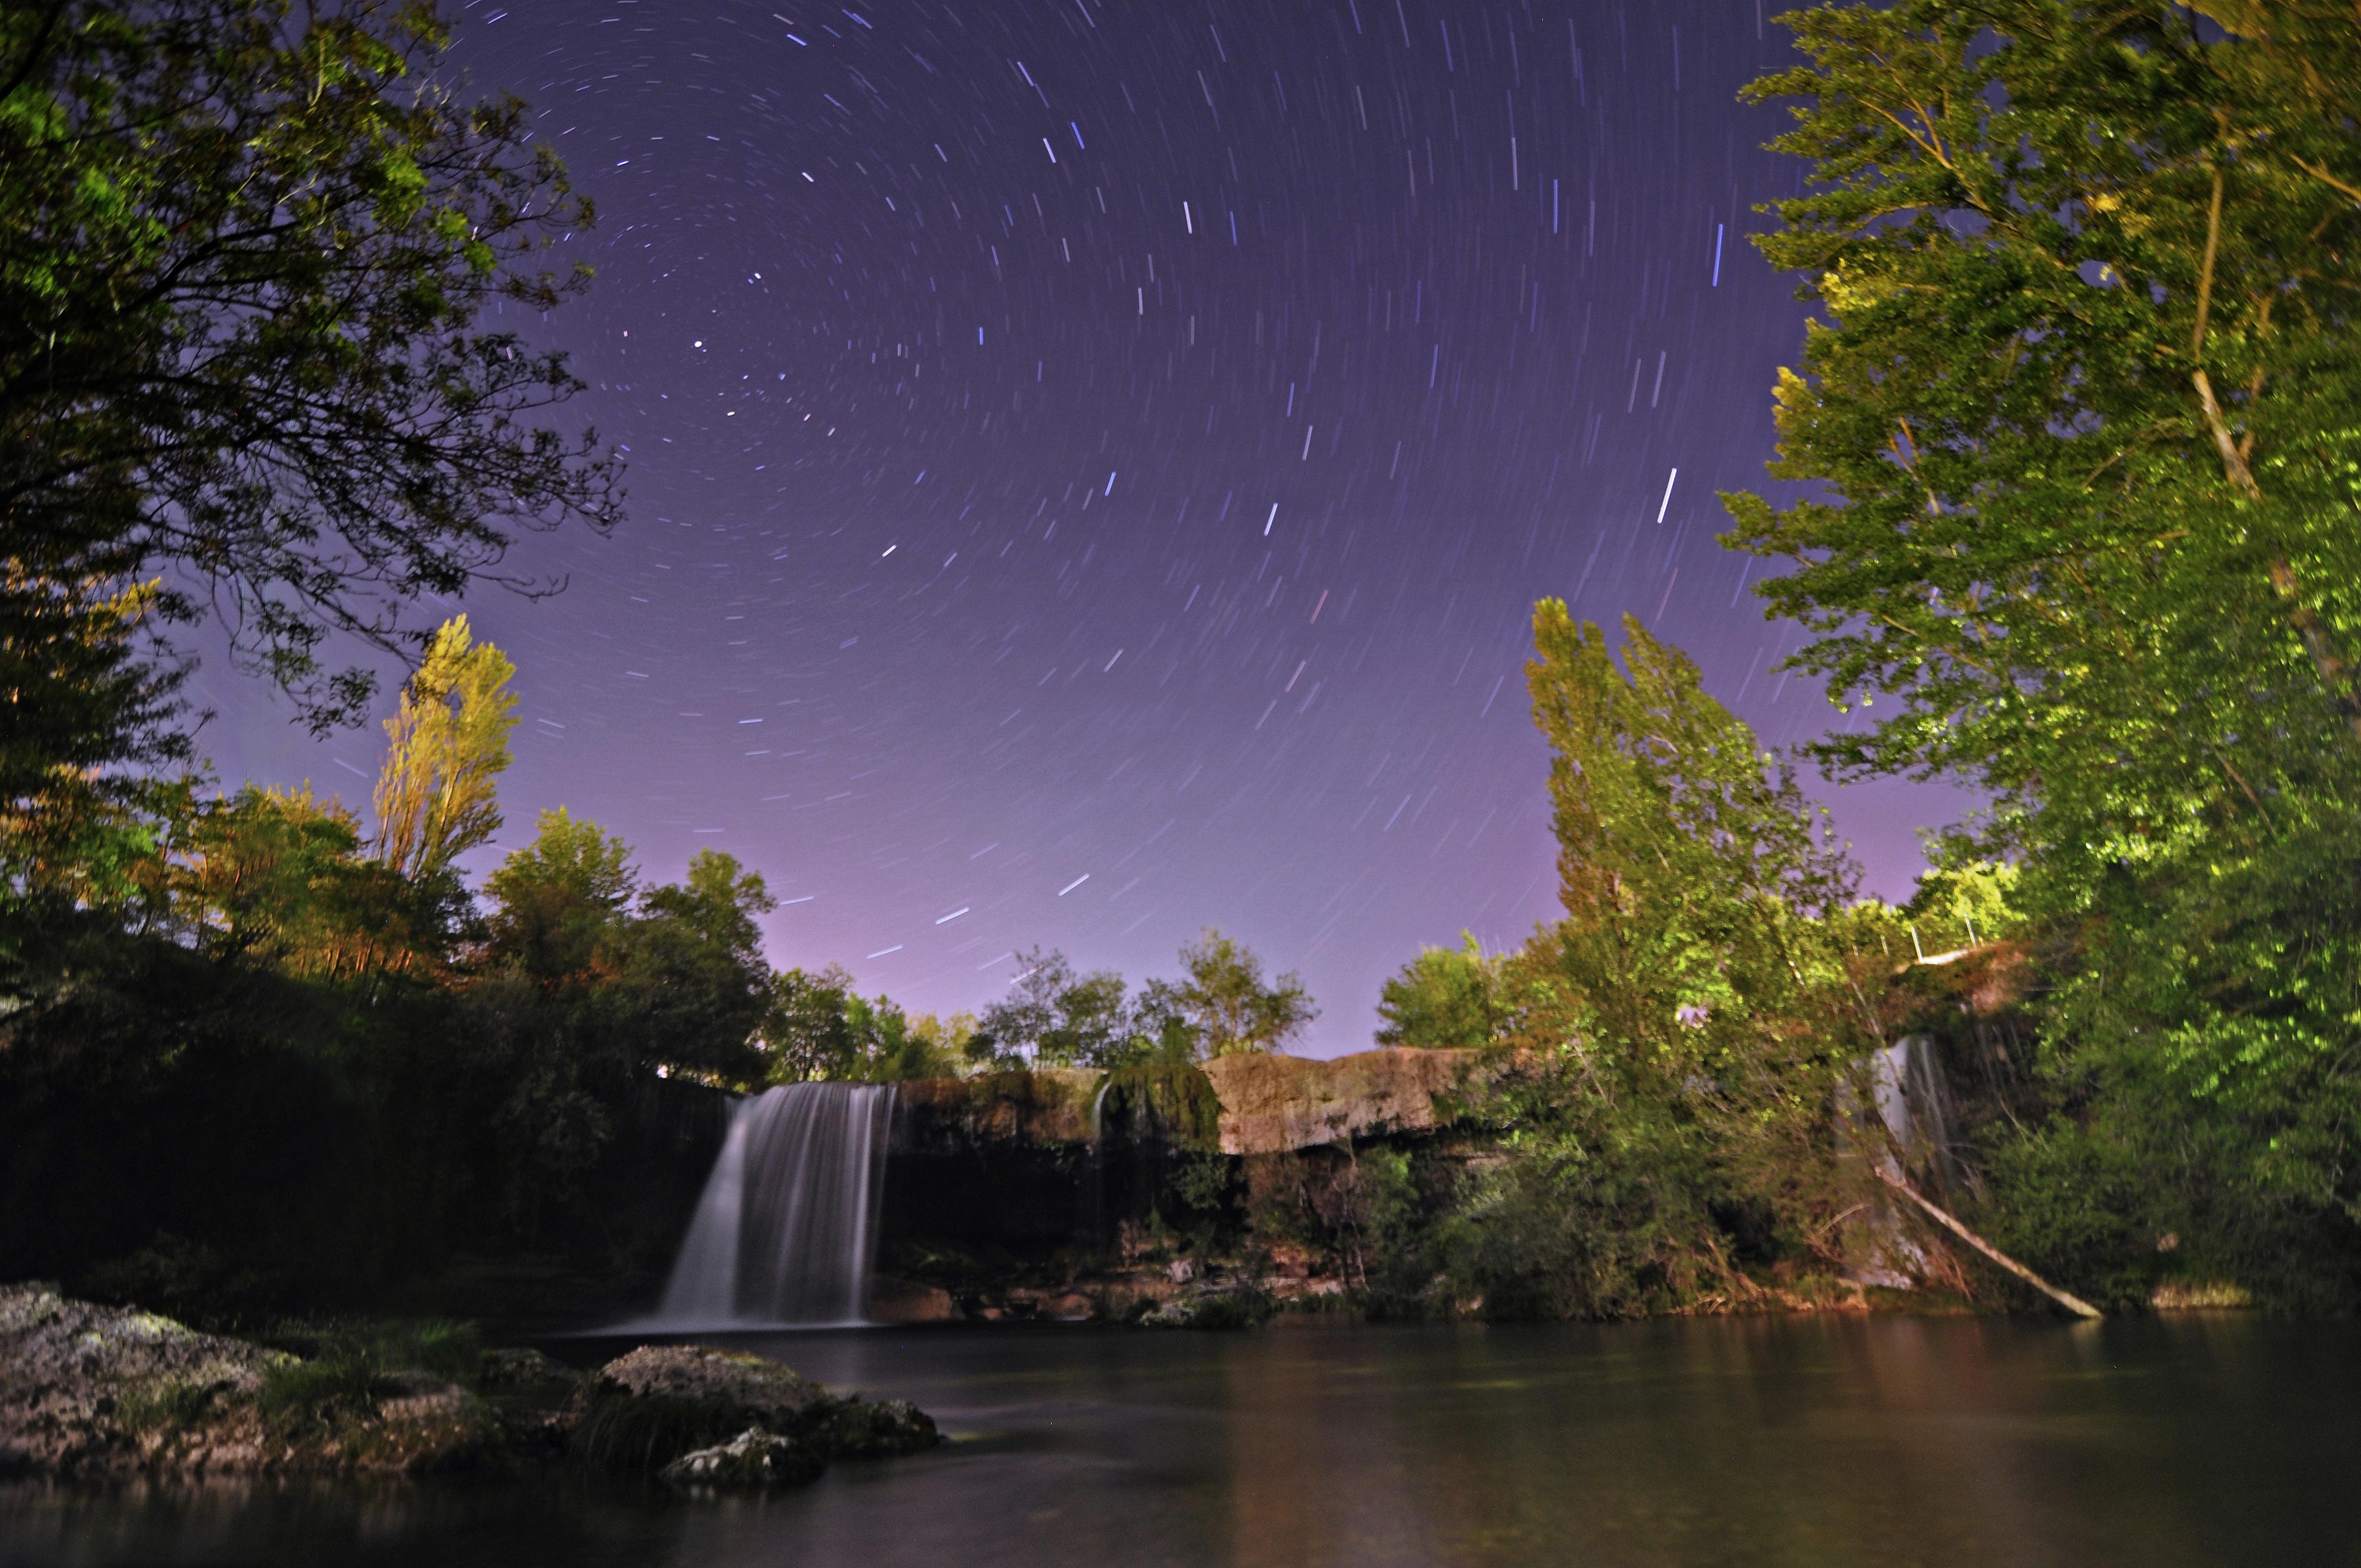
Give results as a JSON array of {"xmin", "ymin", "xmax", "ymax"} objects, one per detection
[{"xmin": 4, "ymin": 1312, "xmax": 2355, "ymax": 1567}]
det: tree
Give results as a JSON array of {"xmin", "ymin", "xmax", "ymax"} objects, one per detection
[
  {"xmin": 1526, "ymin": 606, "xmax": 1856, "ymax": 1057},
  {"xmin": 974, "ymin": 948, "xmax": 1138, "ymax": 1068},
  {"xmin": 1727, "ymin": 1, "xmax": 2361, "ymax": 861},
  {"xmin": 1375, "ymin": 934, "xmax": 1504, "ymax": 1050},
  {"xmin": 1730, "ymin": 2, "xmax": 2361, "ymax": 1275},
  {"xmin": 1, "ymin": 576, "xmax": 188, "ymax": 914},
  {"xmin": 599, "ymin": 850, "xmax": 776, "ymax": 1084},
  {"xmin": 168, "ymin": 783, "xmax": 461, "ymax": 978},
  {"xmin": 1169, "ymin": 929, "xmax": 1316, "ymax": 1057},
  {"xmin": 759, "ymin": 967, "xmax": 971, "ymax": 1082},
  {"xmin": 1506, "ymin": 608, "xmax": 1873, "ymax": 1287},
  {"xmin": 1, "ymin": 0, "xmax": 619, "ymax": 830},
  {"xmin": 482, "ymin": 807, "xmax": 635, "ymax": 984},
  {"xmin": 372, "ymin": 615, "xmax": 516, "ymax": 882},
  {"xmin": 762, "ymin": 965, "xmax": 862, "ymax": 1083}
]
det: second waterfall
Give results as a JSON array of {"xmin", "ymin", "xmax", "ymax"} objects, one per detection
[{"xmin": 657, "ymin": 1082, "xmax": 896, "ymax": 1327}]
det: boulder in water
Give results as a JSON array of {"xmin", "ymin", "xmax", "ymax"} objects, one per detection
[
  {"xmin": 570, "ymin": 1344, "xmax": 940, "ymax": 1477},
  {"xmin": 659, "ymin": 1426, "xmax": 825, "ymax": 1490},
  {"xmin": 810, "ymin": 1395, "xmax": 939, "ymax": 1457}
]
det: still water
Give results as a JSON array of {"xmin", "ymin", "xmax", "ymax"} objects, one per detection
[{"xmin": 4, "ymin": 1314, "xmax": 2356, "ymax": 1568}]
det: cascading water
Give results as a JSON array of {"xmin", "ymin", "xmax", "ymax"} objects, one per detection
[{"xmin": 654, "ymin": 1082, "xmax": 895, "ymax": 1327}]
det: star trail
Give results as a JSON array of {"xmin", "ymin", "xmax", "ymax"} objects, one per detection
[{"xmin": 197, "ymin": 0, "xmax": 1962, "ymax": 1052}]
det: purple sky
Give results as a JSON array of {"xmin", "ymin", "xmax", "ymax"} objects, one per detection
[{"xmin": 193, "ymin": 0, "xmax": 1970, "ymax": 1055}]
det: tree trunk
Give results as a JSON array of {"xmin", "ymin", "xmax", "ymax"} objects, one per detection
[
  {"xmin": 1874, "ymin": 1166, "xmax": 2103, "ymax": 1319},
  {"xmin": 2191, "ymin": 369, "xmax": 2361, "ymax": 747}
]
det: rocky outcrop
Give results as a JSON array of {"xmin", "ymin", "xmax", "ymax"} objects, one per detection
[
  {"xmin": 1, "ymin": 1288, "xmax": 942, "ymax": 1488},
  {"xmin": 890, "ymin": 1069, "xmax": 1103, "ymax": 1151},
  {"xmin": 570, "ymin": 1344, "xmax": 938, "ymax": 1484},
  {"xmin": 0, "ymin": 1284, "xmax": 500, "ymax": 1478},
  {"xmin": 1200, "ymin": 1048, "xmax": 1499, "ymax": 1155}
]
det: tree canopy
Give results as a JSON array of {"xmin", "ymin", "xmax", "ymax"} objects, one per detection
[
  {"xmin": 2, "ymin": 0, "xmax": 618, "ymax": 916},
  {"xmin": 1729, "ymin": 0, "xmax": 2361, "ymax": 1272}
]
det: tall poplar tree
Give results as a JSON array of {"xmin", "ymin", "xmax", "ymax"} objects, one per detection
[{"xmin": 372, "ymin": 614, "xmax": 515, "ymax": 882}]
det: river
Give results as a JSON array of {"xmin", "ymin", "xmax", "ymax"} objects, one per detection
[{"xmin": 3, "ymin": 1313, "xmax": 2354, "ymax": 1567}]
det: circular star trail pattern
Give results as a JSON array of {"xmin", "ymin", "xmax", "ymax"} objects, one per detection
[{"xmin": 202, "ymin": 0, "xmax": 1963, "ymax": 1052}]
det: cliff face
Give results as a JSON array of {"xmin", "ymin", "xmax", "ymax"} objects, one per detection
[
  {"xmin": 1199, "ymin": 1048, "xmax": 1492, "ymax": 1155},
  {"xmin": 886, "ymin": 1049, "xmax": 1494, "ymax": 1155},
  {"xmin": 888, "ymin": 1069, "xmax": 1103, "ymax": 1152},
  {"xmin": 872, "ymin": 1050, "xmax": 1505, "ymax": 1319}
]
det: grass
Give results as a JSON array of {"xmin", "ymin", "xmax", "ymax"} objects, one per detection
[{"xmin": 570, "ymin": 1390, "xmax": 753, "ymax": 1473}]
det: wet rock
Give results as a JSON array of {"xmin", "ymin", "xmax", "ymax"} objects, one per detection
[
  {"xmin": 571, "ymin": 1344, "xmax": 940, "ymax": 1474},
  {"xmin": 810, "ymin": 1396, "xmax": 937, "ymax": 1458},
  {"xmin": 659, "ymin": 1426, "xmax": 824, "ymax": 1491},
  {"xmin": 892, "ymin": 1069, "xmax": 1107, "ymax": 1150}
]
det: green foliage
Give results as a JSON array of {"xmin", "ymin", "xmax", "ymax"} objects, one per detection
[
  {"xmin": 599, "ymin": 850, "xmax": 776, "ymax": 1084},
  {"xmin": 1169, "ymin": 929, "xmax": 1316, "ymax": 1057},
  {"xmin": 760, "ymin": 966, "xmax": 970, "ymax": 1082},
  {"xmin": 973, "ymin": 948, "xmax": 1138, "ymax": 1067},
  {"xmin": 0, "ymin": 578, "xmax": 189, "ymax": 915},
  {"xmin": 1729, "ymin": 1, "xmax": 2361, "ymax": 831},
  {"xmin": 967, "ymin": 939, "xmax": 1295, "ymax": 1069},
  {"xmin": 173, "ymin": 784, "xmax": 463, "ymax": 980},
  {"xmin": 1, "ymin": 0, "xmax": 619, "ymax": 743},
  {"xmin": 762, "ymin": 964, "xmax": 864, "ymax": 1081},
  {"xmin": 1102, "ymin": 1059, "xmax": 1223, "ymax": 1151},
  {"xmin": 1343, "ymin": 610, "xmax": 1895, "ymax": 1320},
  {"xmin": 1906, "ymin": 861, "xmax": 2022, "ymax": 955},
  {"xmin": 1520, "ymin": 607, "xmax": 1866, "ymax": 1152},
  {"xmin": 1727, "ymin": 1, "xmax": 2361, "ymax": 1309},
  {"xmin": 482, "ymin": 808, "xmax": 638, "ymax": 983},
  {"xmin": 1375, "ymin": 933, "xmax": 1505, "ymax": 1049}
]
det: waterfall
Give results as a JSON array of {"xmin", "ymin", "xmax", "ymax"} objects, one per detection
[
  {"xmin": 1873, "ymin": 1034, "xmax": 1961, "ymax": 1193},
  {"xmin": 655, "ymin": 1082, "xmax": 896, "ymax": 1327}
]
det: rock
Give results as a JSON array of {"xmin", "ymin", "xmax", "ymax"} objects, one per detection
[
  {"xmin": 1139, "ymin": 1283, "xmax": 1274, "ymax": 1331},
  {"xmin": 659, "ymin": 1427, "xmax": 824, "ymax": 1491},
  {"xmin": 350, "ymin": 1385, "xmax": 503, "ymax": 1474},
  {"xmin": 584, "ymin": 1344, "xmax": 830, "ymax": 1427},
  {"xmin": 809, "ymin": 1397, "xmax": 938, "ymax": 1458},
  {"xmin": 891, "ymin": 1069, "xmax": 1106, "ymax": 1151},
  {"xmin": 0, "ymin": 1284, "xmax": 507, "ymax": 1478},
  {"xmin": 1201, "ymin": 1047, "xmax": 1507, "ymax": 1156},
  {"xmin": 572, "ymin": 1344, "xmax": 940, "ymax": 1474},
  {"xmin": 891, "ymin": 1050, "xmax": 1518, "ymax": 1157},
  {"xmin": 867, "ymin": 1276, "xmax": 962, "ymax": 1323},
  {"xmin": 0, "ymin": 1282, "xmax": 287, "ymax": 1478},
  {"xmin": 475, "ymin": 1346, "xmax": 574, "ymax": 1389}
]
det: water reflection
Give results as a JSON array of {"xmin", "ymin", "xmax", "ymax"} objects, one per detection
[{"xmin": 4, "ymin": 1315, "xmax": 2355, "ymax": 1567}]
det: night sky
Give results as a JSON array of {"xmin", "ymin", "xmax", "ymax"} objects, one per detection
[{"xmin": 198, "ymin": 0, "xmax": 1966, "ymax": 1054}]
